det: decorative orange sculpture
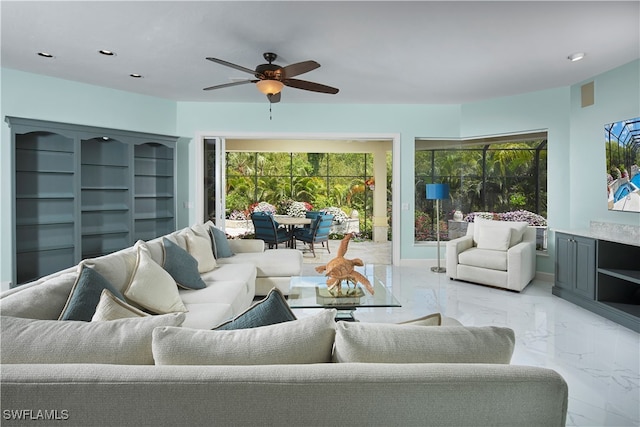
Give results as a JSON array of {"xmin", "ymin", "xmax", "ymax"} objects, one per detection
[{"xmin": 315, "ymin": 233, "xmax": 374, "ymax": 296}]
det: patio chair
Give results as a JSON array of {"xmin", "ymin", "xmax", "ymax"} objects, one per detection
[
  {"xmin": 293, "ymin": 214, "xmax": 333, "ymax": 257},
  {"xmin": 250, "ymin": 212, "xmax": 291, "ymax": 249}
]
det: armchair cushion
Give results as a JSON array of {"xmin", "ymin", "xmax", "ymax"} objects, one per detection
[
  {"xmin": 477, "ymin": 225, "xmax": 512, "ymax": 251},
  {"xmin": 458, "ymin": 248, "xmax": 508, "ymax": 271}
]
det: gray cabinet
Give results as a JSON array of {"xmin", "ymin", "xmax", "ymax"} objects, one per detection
[
  {"xmin": 7, "ymin": 117, "xmax": 178, "ymax": 285},
  {"xmin": 554, "ymin": 233, "xmax": 596, "ymax": 299},
  {"xmin": 554, "ymin": 231, "xmax": 639, "ymax": 332}
]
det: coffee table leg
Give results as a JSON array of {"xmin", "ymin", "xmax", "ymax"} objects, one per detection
[{"xmin": 335, "ymin": 309, "xmax": 357, "ymax": 322}]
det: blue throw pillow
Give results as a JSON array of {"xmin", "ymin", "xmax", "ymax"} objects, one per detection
[
  {"xmin": 209, "ymin": 226, "xmax": 234, "ymax": 258},
  {"xmin": 162, "ymin": 238, "xmax": 207, "ymax": 290},
  {"xmin": 59, "ymin": 265, "xmax": 125, "ymax": 321},
  {"xmin": 214, "ymin": 288, "xmax": 296, "ymax": 330}
]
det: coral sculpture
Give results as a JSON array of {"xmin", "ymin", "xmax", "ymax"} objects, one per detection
[{"xmin": 315, "ymin": 233, "xmax": 374, "ymax": 296}]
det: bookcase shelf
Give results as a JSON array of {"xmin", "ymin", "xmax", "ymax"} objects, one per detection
[{"xmin": 7, "ymin": 116, "xmax": 177, "ymax": 285}]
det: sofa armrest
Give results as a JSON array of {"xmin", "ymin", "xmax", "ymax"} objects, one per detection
[
  {"xmin": 227, "ymin": 239, "xmax": 265, "ymax": 254},
  {"xmin": 445, "ymin": 235, "xmax": 473, "ymax": 279},
  {"xmin": 506, "ymin": 239, "xmax": 536, "ymax": 291}
]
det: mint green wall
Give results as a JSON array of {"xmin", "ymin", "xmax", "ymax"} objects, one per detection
[
  {"xmin": 568, "ymin": 60, "xmax": 640, "ymax": 230},
  {"xmin": 2, "ymin": 61, "xmax": 638, "ymax": 284},
  {"xmin": 0, "ymin": 68, "xmax": 178, "ymax": 285}
]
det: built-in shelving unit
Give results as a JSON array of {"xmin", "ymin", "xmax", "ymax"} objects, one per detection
[
  {"xmin": 14, "ymin": 131, "xmax": 77, "ymax": 284},
  {"xmin": 7, "ymin": 117, "xmax": 178, "ymax": 286},
  {"xmin": 81, "ymin": 138, "xmax": 132, "ymax": 258},
  {"xmin": 134, "ymin": 143, "xmax": 175, "ymax": 241},
  {"xmin": 553, "ymin": 231, "xmax": 640, "ymax": 332},
  {"xmin": 596, "ymin": 240, "xmax": 640, "ymax": 321}
]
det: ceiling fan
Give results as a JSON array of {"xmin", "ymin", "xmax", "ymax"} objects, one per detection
[{"xmin": 203, "ymin": 52, "xmax": 339, "ymax": 103}]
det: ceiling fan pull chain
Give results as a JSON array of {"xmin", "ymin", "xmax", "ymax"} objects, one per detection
[{"xmin": 269, "ymin": 103, "xmax": 273, "ymax": 120}]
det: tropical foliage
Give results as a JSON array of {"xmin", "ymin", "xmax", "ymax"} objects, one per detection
[
  {"xmin": 415, "ymin": 140, "xmax": 547, "ymax": 242},
  {"xmin": 219, "ymin": 152, "xmax": 391, "ymax": 239}
]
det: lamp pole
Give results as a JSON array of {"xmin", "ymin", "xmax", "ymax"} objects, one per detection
[{"xmin": 431, "ymin": 198, "xmax": 445, "ymax": 273}]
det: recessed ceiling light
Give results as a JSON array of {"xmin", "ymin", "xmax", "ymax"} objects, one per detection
[
  {"xmin": 568, "ymin": 52, "xmax": 586, "ymax": 62},
  {"xmin": 37, "ymin": 52, "xmax": 54, "ymax": 58},
  {"xmin": 129, "ymin": 73, "xmax": 142, "ymax": 78},
  {"xmin": 98, "ymin": 49, "xmax": 115, "ymax": 56}
]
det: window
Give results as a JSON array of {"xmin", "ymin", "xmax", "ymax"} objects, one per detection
[{"xmin": 415, "ymin": 134, "xmax": 547, "ymax": 246}]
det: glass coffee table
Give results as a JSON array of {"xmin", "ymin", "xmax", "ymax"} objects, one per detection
[{"xmin": 288, "ymin": 275, "xmax": 401, "ymax": 321}]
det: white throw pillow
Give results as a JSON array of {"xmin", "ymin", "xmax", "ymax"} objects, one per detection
[
  {"xmin": 81, "ymin": 249, "xmax": 137, "ymax": 294},
  {"xmin": 473, "ymin": 218, "xmax": 528, "ymax": 248},
  {"xmin": 152, "ymin": 309, "xmax": 337, "ymax": 365},
  {"xmin": 477, "ymin": 225, "xmax": 512, "ymax": 251},
  {"xmin": 333, "ymin": 323, "xmax": 515, "ymax": 364},
  {"xmin": 1, "ymin": 313, "xmax": 185, "ymax": 365},
  {"xmin": 92, "ymin": 289, "xmax": 150, "ymax": 321},
  {"xmin": 184, "ymin": 228, "xmax": 217, "ymax": 273},
  {"xmin": 124, "ymin": 243, "xmax": 188, "ymax": 314}
]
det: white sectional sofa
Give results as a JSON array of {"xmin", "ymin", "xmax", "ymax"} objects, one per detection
[
  {"xmin": 0, "ymin": 221, "xmax": 568, "ymax": 426},
  {"xmin": 0, "ymin": 221, "xmax": 302, "ymax": 329}
]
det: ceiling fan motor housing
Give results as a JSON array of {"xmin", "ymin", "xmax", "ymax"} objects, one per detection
[{"xmin": 255, "ymin": 63, "xmax": 283, "ymax": 81}]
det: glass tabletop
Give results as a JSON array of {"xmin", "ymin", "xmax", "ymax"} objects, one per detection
[{"xmin": 288, "ymin": 275, "xmax": 401, "ymax": 310}]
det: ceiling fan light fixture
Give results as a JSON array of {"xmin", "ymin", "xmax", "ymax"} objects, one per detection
[{"xmin": 256, "ymin": 79, "xmax": 284, "ymax": 95}]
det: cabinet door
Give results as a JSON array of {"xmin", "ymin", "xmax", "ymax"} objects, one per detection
[
  {"xmin": 573, "ymin": 236, "xmax": 596, "ymax": 298},
  {"xmin": 555, "ymin": 233, "xmax": 572, "ymax": 290}
]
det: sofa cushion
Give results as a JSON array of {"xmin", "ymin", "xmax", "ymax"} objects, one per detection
[
  {"xmin": 0, "ymin": 271, "xmax": 77, "ymax": 320},
  {"xmin": 92, "ymin": 289, "xmax": 149, "ymax": 321},
  {"xmin": 333, "ymin": 323, "xmax": 515, "ymax": 364},
  {"xmin": 197, "ymin": 263, "xmax": 257, "ymax": 295},
  {"xmin": 210, "ymin": 225, "xmax": 235, "ymax": 258},
  {"xmin": 476, "ymin": 225, "xmax": 512, "ymax": 251},
  {"xmin": 184, "ymin": 228, "xmax": 217, "ymax": 273},
  {"xmin": 181, "ymin": 302, "xmax": 235, "ymax": 329},
  {"xmin": 217, "ymin": 249, "xmax": 302, "ymax": 277},
  {"xmin": 179, "ymin": 279, "xmax": 250, "ymax": 316},
  {"xmin": 214, "ymin": 288, "xmax": 296, "ymax": 330},
  {"xmin": 162, "ymin": 238, "xmax": 206, "ymax": 290},
  {"xmin": 124, "ymin": 243, "xmax": 187, "ymax": 314},
  {"xmin": 58, "ymin": 264, "xmax": 126, "ymax": 321},
  {"xmin": 1, "ymin": 313, "xmax": 185, "ymax": 365},
  {"xmin": 181, "ymin": 303, "xmax": 235, "ymax": 330},
  {"xmin": 152, "ymin": 309, "xmax": 336, "ymax": 365},
  {"xmin": 458, "ymin": 247, "xmax": 508, "ymax": 271}
]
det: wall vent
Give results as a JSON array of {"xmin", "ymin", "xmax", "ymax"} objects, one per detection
[{"xmin": 581, "ymin": 81, "xmax": 595, "ymax": 107}]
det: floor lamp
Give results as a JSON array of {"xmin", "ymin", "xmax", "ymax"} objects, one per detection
[{"xmin": 426, "ymin": 183, "xmax": 449, "ymax": 273}]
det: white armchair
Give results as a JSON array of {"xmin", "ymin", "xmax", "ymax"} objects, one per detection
[{"xmin": 446, "ymin": 218, "xmax": 536, "ymax": 292}]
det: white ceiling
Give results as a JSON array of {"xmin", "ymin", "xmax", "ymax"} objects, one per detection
[{"xmin": 2, "ymin": 1, "xmax": 638, "ymax": 104}]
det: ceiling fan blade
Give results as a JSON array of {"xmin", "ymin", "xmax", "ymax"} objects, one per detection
[
  {"xmin": 203, "ymin": 80, "xmax": 257, "ymax": 91},
  {"xmin": 206, "ymin": 57, "xmax": 262, "ymax": 77},
  {"xmin": 267, "ymin": 92, "xmax": 281, "ymax": 103},
  {"xmin": 284, "ymin": 78, "xmax": 339, "ymax": 94},
  {"xmin": 281, "ymin": 60, "xmax": 320, "ymax": 79}
]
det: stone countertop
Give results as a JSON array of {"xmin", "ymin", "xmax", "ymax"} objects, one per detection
[{"xmin": 553, "ymin": 221, "xmax": 640, "ymax": 247}]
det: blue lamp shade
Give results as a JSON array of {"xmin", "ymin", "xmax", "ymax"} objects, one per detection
[{"xmin": 426, "ymin": 183, "xmax": 450, "ymax": 200}]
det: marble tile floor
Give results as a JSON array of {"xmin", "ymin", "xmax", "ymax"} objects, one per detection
[{"xmin": 292, "ymin": 242, "xmax": 639, "ymax": 427}]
